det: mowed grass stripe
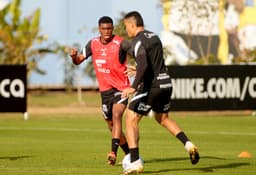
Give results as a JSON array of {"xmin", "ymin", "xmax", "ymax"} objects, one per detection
[{"xmin": 0, "ymin": 127, "xmax": 256, "ymax": 136}]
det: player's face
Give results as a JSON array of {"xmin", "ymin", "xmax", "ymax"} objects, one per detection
[
  {"xmin": 98, "ymin": 23, "xmax": 114, "ymax": 43},
  {"xmin": 124, "ymin": 19, "xmax": 135, "ymax": 38}
]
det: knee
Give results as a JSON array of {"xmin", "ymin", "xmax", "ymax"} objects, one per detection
[
  {"xmin": 112, "ymin": 112, "xmax": 122, "ymax": 120},
  {"xmin": 126, "ymin": 116, "xmax": 139, "ymax": 128},
  {"xmin": 156, "ymin": 118, "xmax": 165, "ymax": 127},
  {"xmin": 155, "ymin": 115, "xmax": 168, "ymax": 127}
]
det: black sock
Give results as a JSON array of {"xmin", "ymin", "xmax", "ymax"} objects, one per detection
[
  {"xmin": 120, "ymin": 142, "xmax": 129, "ymax": 155},
  {"xmin": 112, "ymin": 138, "xmax": 120, "ymax": 154},
  {"xmin": 176, "ymin": 131, "xmax": 189, "ymax": 145},
  {"xmin": 130, "ymin": 148, "xmax": 139, "ymax": 163}
]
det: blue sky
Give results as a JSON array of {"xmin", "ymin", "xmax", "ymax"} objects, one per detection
[{"xmin": 20, "ymin": 0, "xmax": 163, "ymax": 86}]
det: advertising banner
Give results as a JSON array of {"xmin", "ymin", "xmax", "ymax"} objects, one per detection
[
  {"xmin": 161, "ymin": 0, "xmax": 256, "ymax": 65},
  {"xmin": 0, "ymin": 65, "xmax": 27, "ymax": 112},
  {"xmin": 168, "ymin": 65, "xmax": 256, "ymax": 111}
]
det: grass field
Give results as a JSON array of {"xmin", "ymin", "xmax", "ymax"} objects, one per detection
[{"xmin": 0, "ymin": 92, "xmax": 255, "ymax": 175}]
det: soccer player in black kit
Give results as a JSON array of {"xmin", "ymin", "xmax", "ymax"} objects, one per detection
[{"xmin": 121, "ymin": 11, "xmax": 200, "ymax": 174}]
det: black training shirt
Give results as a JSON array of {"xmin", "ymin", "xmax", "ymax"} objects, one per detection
[{"xmin": 130, "ymin": 30, "xmax": 169, "ymax": 90}]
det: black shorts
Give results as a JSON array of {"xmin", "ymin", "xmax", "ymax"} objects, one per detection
[
  {"xmin": 128, "ymin": 83, "xmax": 172, "ymax": 116},
  {"xmin": 100, "ymin": 88, "xmax": 128, "ymax": 120}
]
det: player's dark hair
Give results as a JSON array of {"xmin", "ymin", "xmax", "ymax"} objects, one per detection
[
  {"xmin": 124, "ymin": 11, "xmax": 144, "ymax": 27},
  {"xmin": 98, "ymin": 16, "xmax": 113, "ymax": 26}
]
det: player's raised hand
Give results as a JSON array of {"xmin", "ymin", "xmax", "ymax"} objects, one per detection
[
  {"xmin": 125, "ymin": 65, "xmax": 136, "ymax": 77},
  {"xmin": 70, "ymin": 48, "xmax": 78, "ymax": 58},
  {"xmin": 70, "ymin": 48, "xmax": 85, "ymax": 65}
]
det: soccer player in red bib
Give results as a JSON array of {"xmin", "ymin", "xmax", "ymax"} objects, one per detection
[{"xmin": 70, "ymin": 16, "xmax": 130, "ymax": 165}]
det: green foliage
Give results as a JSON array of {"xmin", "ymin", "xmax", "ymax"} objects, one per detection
[
  {"xmin": 190, "ymin": 53, "xmax": 220, "ymax": 65},
  {"xmin": 233, "ymin": 49, "xmax": 256, "ymax": 63},
  {"xmin": 54, "ymin": 42, "xmax": 80, "ymax": 91},
  {"xmin": 246, "ymin": 49, "xmax": 256, "ymax": 62},
  {"xmin": 113, "ymin": 12, "xmax": 129, "ymax": 40},
  {"xmin": 0, "ymin": 0, "xmax": 81, "ymax": 89},
  {"xmin": 84, "ymin": 59, "xmax": 96, "ymax": 80},
  {"xmin": 0, "ymin": 0, "xmax": 55, "ymax": 76},
  {"xmin": 114, "ymin": 12, "xmax": 135, "ymax": 66}
]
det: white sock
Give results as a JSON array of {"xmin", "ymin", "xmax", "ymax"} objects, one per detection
[{"xmin": 185, "ymin": 141, "xmax": 194, "ymax": 152}]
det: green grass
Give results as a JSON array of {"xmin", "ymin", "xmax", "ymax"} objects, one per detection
[
  {"xmin": 27, "ymin": 91, "xmax": 101, "ymax": 107},
  {"xmin": 0, "ymin": 92, "xmax": 255, "ymax": 175},
  {"xmin": 0, "ymin": 114, "xmax": 255, "ymax": 175}
]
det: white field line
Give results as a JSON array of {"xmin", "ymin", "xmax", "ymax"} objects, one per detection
[
  {"xmin": 189, "ymin": 131, "xmax": 256, "ymax": 136},
  {"xmin": 0, "ymin": 127, "xmax": 106, "ymax": 133},
  {"xmin": 0, "ymin": 127, "xmax": 255, "ymax": 136}
]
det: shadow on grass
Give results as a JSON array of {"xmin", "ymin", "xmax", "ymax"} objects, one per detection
[
  {"xmin": 142, "ymin": 156, "xmax": 250, "ymax": 174},
  {"xmin": 143, "ymin": 162, "xmax": 250, "ymax": 174},
  {"xmin": 0, "ymin": 155, "xmax": 33, "ymax": 161},
  {"xmin": 144, "ymin": 156, "xmax": 226, "ymax": 164}
]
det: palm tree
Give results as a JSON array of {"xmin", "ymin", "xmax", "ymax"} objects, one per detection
[{"xmin": 0, "ymin": 0, "xmax": 55, "ymax": 77}]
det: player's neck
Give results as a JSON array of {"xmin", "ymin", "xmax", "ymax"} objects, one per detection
[
  {"xmin": 100, "ymin": 35, "xmax": 114, "ymax": 45},
  {"xmin": 135, "ymin": 27, "xmax": 144, "ymax": 36}
]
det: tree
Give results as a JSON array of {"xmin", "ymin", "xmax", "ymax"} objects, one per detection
[
  {"xmin": 0, "ymin": 0, "xmax": 55, "ymax": 77},
  {"xmin": 55, "ymin": 42, "xmax": 80, "ymax": 91},
  {"xmin": 113, "ymin": 12, "xmax": 130, "ymax": 40}
]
